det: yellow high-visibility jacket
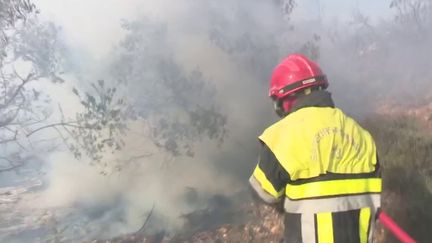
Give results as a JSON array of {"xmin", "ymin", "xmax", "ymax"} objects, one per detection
[{"xmin": 249, "ymin": 91, "xmax": 381, "ymax": 243}]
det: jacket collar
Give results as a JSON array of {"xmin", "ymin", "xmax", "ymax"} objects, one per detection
[{"xmin": 290, "ymin": 90, "xmax": 335, "ymax": 114}]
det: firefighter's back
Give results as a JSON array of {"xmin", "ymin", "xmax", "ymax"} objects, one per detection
[{"xmin": 260, "ymin": 106, "xmax": 381, "ymax": 243}]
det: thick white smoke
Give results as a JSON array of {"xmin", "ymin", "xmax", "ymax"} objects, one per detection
[{"xmin": 9, "ymin": 0, "xmax": 430, "ymax": 241}]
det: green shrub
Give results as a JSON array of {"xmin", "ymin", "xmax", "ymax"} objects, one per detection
[{"xmin": 363, "ymin": 115, "xmax": 432, "ymax": 242}]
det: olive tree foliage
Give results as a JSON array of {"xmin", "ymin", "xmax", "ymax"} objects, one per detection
[
  {"xmin": 204, "ymin": 0, "xmax": 322, "ymax": 80},
  {"xmin": 111, "ymin": 19, "xmax": 226, "ymax": 158},
  {"xmin": 35, "ymin": 80, "xmax": 132, "ymax": 166},
  {"xmin": 0, "ymin": 0, "xmax": 52, "ymax": 172},
  {"xmin": 0, "ymin": 0, "xmax": 35, "ymax": 60},
  {"xmin": 207, "ymin": 0, "xmax": 297, "ymax": 82},
  {"xmin": 0, "ymin": 0, "xmax": 131, "ymax": 173}
]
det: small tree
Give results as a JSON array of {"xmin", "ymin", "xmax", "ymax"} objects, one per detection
[
  {"xmin": 0, "ymin": 0, "xmax": 131, "ymax": 173},
  {"xmin": 111, "ymin": 18, "xmax": 227, "ymax": 161}
]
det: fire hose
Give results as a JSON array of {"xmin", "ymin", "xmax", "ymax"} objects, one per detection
[{"xmin": 378, "ymin": 210, "xmax": 416, "ymax": 243}]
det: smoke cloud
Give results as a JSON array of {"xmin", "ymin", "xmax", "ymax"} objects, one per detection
[{"xmin": 5, "ymin": 0, "xmax": 431, "ymax": 241}]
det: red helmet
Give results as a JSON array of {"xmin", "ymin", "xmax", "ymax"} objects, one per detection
[{"xmin": 269, "ymin": 54, "xmax": 328, "ymax": 116}]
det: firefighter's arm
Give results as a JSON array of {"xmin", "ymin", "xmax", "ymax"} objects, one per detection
[{"xmin": 249, "ymin": 142, "xmax": 290, "ymax": 204}]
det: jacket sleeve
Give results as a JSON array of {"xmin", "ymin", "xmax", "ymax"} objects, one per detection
[{"xmin": 249, "ymin": 142, "xmax": 291, "ymax": 204}]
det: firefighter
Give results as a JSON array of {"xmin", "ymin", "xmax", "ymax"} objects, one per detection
[{"xmin": 249, "ymin": 54, "xmax": 381, "ymax": 243}]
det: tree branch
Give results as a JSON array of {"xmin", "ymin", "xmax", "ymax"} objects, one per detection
[
  {"xmin": 0, "ymin": 70, "xmax": 33, "ymax": 110},
  {"xmin": 0, "ymin": 105, "xmax": 22, "ymax": 127},
  {"xmin": 0, "ymin": 130, "xmax": 18, "ymax": 144},
  {"xmin": 25, "ymin": 121, "xmax": 86, "ymax": 137},
  {"xmin": 0, "ymin": 163, "xmax": 23, "ymax": 173},
  {"xmin": 0, "ymin": 156, "xmax": 25, "ymax": 173},
  {"xmin": 137, "ymin": 203, "xmax": 155, "ymax": 235}
]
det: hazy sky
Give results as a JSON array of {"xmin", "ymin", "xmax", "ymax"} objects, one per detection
[{"xmin": 35, "ymin": 0, "xmax": 393, "ymax": 59}]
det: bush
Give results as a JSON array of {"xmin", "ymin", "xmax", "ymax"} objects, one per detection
[{"xmin": 363, "ymin": 115, "xmax": 432, "ymax": 242}]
